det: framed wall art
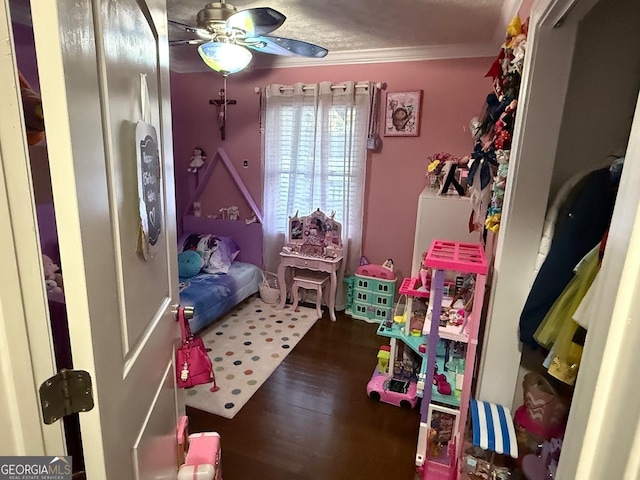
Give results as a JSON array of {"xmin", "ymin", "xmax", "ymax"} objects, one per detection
[{"xmin": 384, "ymin": 90, "xmax": 422, "ymax": 137}]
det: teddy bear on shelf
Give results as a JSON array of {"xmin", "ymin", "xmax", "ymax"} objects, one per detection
[
  {"xmin": 42, "ymin": 254, "xmax": 63, "ymax": 294},
  {"xmin": 187, "ymin": 147, "xmax": 206, "ymax": 173}
]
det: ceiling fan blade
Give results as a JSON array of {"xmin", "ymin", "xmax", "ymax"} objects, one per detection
[
  {"xmin": 168, "ymin": 19, "xmax": 199, "ymax": 34},
  {"xmin": 226, "ymin": 8, "xmax": 286, "ymax": 37},
  {"xmin": 169, "ymin": 39, "xmax": 206, "ymax": 46},
  {"xmin": 247, "ymin": 36, "xmax": 328, "ymax": 58}
]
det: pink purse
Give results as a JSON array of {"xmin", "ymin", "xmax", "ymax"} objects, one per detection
[{"xmin": 176, "ymin": 307, "xmax": 219, "ymax": 392}]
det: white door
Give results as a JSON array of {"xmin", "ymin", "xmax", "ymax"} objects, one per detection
[{"xmin": 11, "ymin": 1, "xmax": 179, "ymax": 478}]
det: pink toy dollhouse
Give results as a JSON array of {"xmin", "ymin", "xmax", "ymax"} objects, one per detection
[{"xmin": 414, "ymin": 240, "xmax": 488, "ymax": 480}]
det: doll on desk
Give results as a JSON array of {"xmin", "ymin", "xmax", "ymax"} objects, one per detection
[{"xmin": 284, "ymin": 209, "xmax": 343, "ymax": 259}]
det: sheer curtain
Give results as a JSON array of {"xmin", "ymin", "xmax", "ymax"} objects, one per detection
[{"xmin": 262, "ymin": 81, "xmax": 370, "ymax": 308}]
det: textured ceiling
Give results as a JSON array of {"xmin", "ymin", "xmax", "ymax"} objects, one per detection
[
  {"xmin": 168, "ymin": 0, "xmax": 520, "ymax": 73},
  {"xmin": 8, "ymin": 0, "xmax": 520, "ymax": 73}
]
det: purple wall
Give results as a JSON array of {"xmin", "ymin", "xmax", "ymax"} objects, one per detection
[
  {"xmin": 170, "ymin": 58, "xmax": 494, "ymax": 280},
  {"xmin": 12, "ymin": 21, "xmax": 40, "ymax": 89}
]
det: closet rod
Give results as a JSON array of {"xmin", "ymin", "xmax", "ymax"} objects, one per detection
[{"xmin": 254, "ymin": 82, "xmax": 385, "ymax": 94}]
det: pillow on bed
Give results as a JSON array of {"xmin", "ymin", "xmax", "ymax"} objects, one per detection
[
  {"xmin": 179, "ymin": 233, "xmax": 240, "ymax": 274},
  {"xmin": 178, "ymin": 250, "xmax": 204, "ymax": 278}
]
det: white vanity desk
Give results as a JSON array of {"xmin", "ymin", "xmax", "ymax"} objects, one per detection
[{"xmin": 276, "ymin": 210, "xmax": 343, "ymax": 321}]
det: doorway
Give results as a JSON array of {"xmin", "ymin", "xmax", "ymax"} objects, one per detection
[
  {"xmin": 480, "ymin": 0, "xmax": 640, "ymax": 477},
  {"xmin": 9, "ymin": 3, "xmax": 85, "ymax": 474}
]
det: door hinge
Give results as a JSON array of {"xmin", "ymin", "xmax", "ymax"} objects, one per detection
[{"xmin": 39, "ymin": 369, "xmax": 94, "ymax": 425}]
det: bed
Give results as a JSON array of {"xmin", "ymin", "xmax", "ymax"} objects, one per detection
[
  {"xmin": 179, "ymin": 215, "xmax": 264, "ymax": 333},
  {"xmin": 177, "ymin": 148, "xmax": 265, "ymax": 332}
]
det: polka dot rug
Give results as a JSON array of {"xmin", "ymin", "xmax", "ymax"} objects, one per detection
[{"xmin": 184, "ymin": 296, "xmax": 318, "ymax": 419}]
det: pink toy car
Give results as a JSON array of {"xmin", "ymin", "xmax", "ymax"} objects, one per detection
[{"xmin": 366, "ymin": 370, "xmax": 418, "ymax": 409}]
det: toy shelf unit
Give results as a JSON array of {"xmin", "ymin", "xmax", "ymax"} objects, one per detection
[
  {"xmin": 351, "ymin": 273, "xmax": 396, "ymax": 322},
  {"xmin": 414, "ymin": 240, "xmax": 488, "ymax": 480}
]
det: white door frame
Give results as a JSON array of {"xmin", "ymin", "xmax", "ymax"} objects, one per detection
[
  {"xmin": 0, "ymin": 0, "xmax": 65, "ymax": 456},
  {"xmin": 559, "ymin": 91, "xmax": 640, "ymax": 480}
]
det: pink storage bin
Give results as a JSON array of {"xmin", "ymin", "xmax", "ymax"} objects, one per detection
[
  {"xmin": 178, "ymin": 431, "xmax": 222, "ymax": 480},
  {"xmin": 178, "ymin": 464, "xmax": 217, "ymax": 480}
]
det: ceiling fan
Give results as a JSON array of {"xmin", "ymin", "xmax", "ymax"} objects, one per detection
[{"xmin": 169, "ymin": 1, "xmax": 329, "ymax": 75}]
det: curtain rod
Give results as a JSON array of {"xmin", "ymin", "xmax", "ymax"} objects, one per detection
[{"xmin": 254, "ymin": 82, "xmax": 386, "ymax": 94}]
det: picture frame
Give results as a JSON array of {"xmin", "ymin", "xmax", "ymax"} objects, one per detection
[
  {"xmin": 426, "ymin": 404, "xmax": 459, "ymax": 464},
  {"xmin": 384, "ymin": 90, "xmax": 422, "ymax": 137}
]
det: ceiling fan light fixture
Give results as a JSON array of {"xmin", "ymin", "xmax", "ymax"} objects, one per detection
[{"xmin": 198, "ymin": 41, "xmax": 252, "ymax": 75}]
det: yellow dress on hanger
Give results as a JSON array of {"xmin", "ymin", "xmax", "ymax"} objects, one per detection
[{"xmin": 533, "ymin": 245, "xmax": 600, "ymax": 350}]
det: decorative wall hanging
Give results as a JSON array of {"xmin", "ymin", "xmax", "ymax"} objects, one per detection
[
  {"xmin": 136, "ymin": 74, "xmax": 163, "ymax": 261},
  {"xmin": 136, "ymin": 121, "xmax": 163, "ymax": 260},
  {"xmin": 465, "ymin": 14, "xmax": 528, "ymax": 234},
  {"xmin": 209, "ymin": 79, "xmax": 236, "ymax": 140},
  {"xmin": 384, "ymin": 90, "xmax": 422, "ymax": 137}
]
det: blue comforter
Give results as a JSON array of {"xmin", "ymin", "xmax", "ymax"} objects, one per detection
[{"xmin": 179, "ymin": 261, "xmax": 262, "ymax": 333}]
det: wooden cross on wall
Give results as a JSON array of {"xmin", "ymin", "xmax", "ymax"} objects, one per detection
[{"xmin": 209, "ymin": 88, "xmax": 237, "ymax": 140}]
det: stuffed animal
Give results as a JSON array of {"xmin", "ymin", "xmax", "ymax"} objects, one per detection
[
  {"xmin": 19, "ymin": 71, "xmax": 45, "ymax": 146},
  {"xmin": 219, "ymin": 205, "xmax": 240, "ymax": 220},
  {"xmin": 187, "ymin": 147, "xmax": 206, "ymax": 173},
  {"xmin": 42, "ymin": 254, "xmax": 63, "ymax": 294}
]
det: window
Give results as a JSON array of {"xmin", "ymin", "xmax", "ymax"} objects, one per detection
[{"xmin": 262, "ymin": 81, "xmax": 370, "ymax": 277}]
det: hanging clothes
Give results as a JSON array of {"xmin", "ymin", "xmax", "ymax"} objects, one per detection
[
  {"xmin": 540, "ymin": 255, "xmax": 597, "ymax": 387},
  {"xmin": 519, "ymin": 167, "xmax": 618, "ymax": 348},
  {"xmin": 572, "ymin": 269, "xmax": 602, "ymax": 330},
  {"xmin": 533, "ymin": 170, "xmax": 593, "ymax": 276},
  {"xmin": 534, "ymin": 244, "xmax": 600, "ymax": 350}
]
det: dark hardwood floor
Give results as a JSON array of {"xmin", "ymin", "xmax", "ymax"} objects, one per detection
[{"xmin": 187, "ymin": 306, "xmax": 422, "ymax": 480}]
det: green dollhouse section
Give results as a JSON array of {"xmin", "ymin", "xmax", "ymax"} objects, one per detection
[{"xmin": 345, "ymin": 273, "xmax": 396, "ymax": 322}]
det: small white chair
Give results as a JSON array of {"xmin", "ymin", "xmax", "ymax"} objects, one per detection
[{"xmin": 291, "ymin": 271, "xmax": 330, "ymax": 319}]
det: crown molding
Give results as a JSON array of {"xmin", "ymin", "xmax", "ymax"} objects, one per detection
[{"xmin": 170, "ymin": 42, "xmax": 501, "ymax": 73}]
